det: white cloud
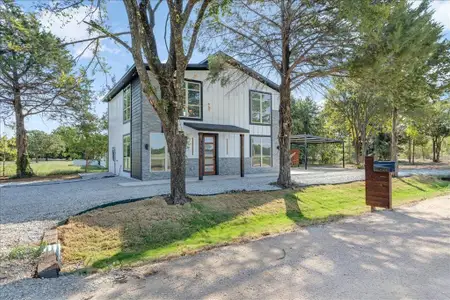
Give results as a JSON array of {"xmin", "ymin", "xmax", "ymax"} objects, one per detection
[
  {"xmin": 39, "ymin": 6, "xmax": 123, "ymax": 59},
  {"xmin": 430, "ymin": 1, "xmax": 450, "ymax": 32},
  {"xmin": 411, "ymin": 1, "xmax": 450, "ymax": 32}
]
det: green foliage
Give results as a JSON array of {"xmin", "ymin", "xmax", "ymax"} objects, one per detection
[
  {"xmin": 291, "ymin": 97, "xmax": 322, "ymax": 135},
  {"xmin": 27, "ymin": 130, "xmax": 65, "ymax": 161},
  {"xmin": 8, "ymin": 244, "xmax": 45, "ymax": 260},
  {"xmin": 0, "ymin": 136, "xmax": 16, "ymax": 161}
]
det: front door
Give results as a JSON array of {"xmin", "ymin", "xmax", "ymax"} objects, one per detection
[{"xmin": 203, "ymin": 134, "xmax": 217, "ymax": 175}]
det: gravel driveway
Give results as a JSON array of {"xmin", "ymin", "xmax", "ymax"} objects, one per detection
[{"xmin": 1, "ymin": 194, "xmax": 449, "ymax": 300}]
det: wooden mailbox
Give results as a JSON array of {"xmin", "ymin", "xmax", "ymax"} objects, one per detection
[{"xmin": 365, "ymin": 156, "xmax": 392, "ymax": 210}]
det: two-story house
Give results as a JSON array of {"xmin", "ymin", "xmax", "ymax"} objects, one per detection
[{"xmin": 105, "ymin": 55, "xmax": 280, "ymax": 181}]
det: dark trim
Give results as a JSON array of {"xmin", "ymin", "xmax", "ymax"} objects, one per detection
[
  {"xmin": 184, "ymin": 122, "xmax": 249, "ymax": 133},
  {"xmin": 249, "ymin": 134, "xmax": 272, "ymax": 168},
  {"xmin": 179, "ymin": 79, "xmax": 203, "ymax": 121},
  {"xmin": 202, "ymin": 133, "xmax": 219, "ymax": 176},
  {"xmin": 198, "ymin": 133, "xmax": 204, "ymax": 180},
  {"xmin": 140, "ymin": 89, "xmax": 143, "ymax": 178},
  {"xmin": 249, "ymin": 90, "xmax": 272, "ymax": 126},
  {"xmin": 123, "ymin": 133, "xmax": 131, "ymax": 173},
  {"xmin": 129, "ymin": 83, "xmax": 132, "ymax": 176}
]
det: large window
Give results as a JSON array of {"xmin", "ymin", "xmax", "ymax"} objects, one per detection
[
  {"xmin": 123, "ymin": 85, "xmax": 131, "ymax": 122},
  {"xmin": 251, "ymin": 136, "xmax": 271, "ymax": 167},
  {"xmin": 181, "ymin": 81, "xmax": 201, "ymax": 119},
  {"xmin": 250, "ymin": 91, "xmax": 271, "ymax": 125},
  {"xmin": 123, "ymin": 134, "xmax": 131, "ymax": 172},
  {"xmin": 150, "ymin": 133, "xmax": 170, "ymax": 171}
]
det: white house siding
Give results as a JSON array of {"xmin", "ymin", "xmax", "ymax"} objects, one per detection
[
  {"xmin": 108, "ymin": 88, "xmax": 131, "ymax": 178},
  {"xmin": 181, "ymin": 69, "xmax": 279, "ymax": 160}
]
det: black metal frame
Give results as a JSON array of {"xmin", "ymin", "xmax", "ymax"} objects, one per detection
[
  {"xmin": 122, "ymin": 133, "xmax": 131, "ymax": 173},
  {"xmin": 249, "ymin": 90, "xmax": 272, "ymax": 126},
  {"xmin": 179, "ymin": 79, "xmax": 203, "ymax": 121},
  {"xmin": 249, "ymin": 134, "xmax": 272, "ymax": 168}
]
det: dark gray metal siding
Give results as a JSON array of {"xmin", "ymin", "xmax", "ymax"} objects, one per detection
[{"xmin": 131, "ymin": 77, "xmax": 142, "ymax": 179}]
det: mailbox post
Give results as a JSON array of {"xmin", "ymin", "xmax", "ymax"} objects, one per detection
[{"xmin": 365, "ymin": 156, "xmax": 394, "ymax": 211}]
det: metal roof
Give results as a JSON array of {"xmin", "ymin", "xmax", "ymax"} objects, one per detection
[
  {"xmin": 290, "ymin": 134, "xmax": 343, "ymax": 145},
  {"xmin": 184, "ymin": 122, "xmax": 249, "ymax": 133}
]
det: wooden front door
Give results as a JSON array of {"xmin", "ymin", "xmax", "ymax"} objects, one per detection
[{"xmin": 203, "ymin": 134, "xmax": 217, "ymax": 175}]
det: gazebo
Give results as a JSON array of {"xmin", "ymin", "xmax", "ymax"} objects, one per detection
[{"xmin": 290, "ymin": 134, "xmax": 345, "ymax": 170}]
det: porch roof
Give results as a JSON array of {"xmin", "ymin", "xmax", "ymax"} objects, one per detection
[{"xmin": 184, "ymin": 122, "xmax": 249, "ymax": 133}]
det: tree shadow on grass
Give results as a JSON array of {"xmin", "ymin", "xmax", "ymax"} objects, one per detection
[{"xmin": 60, "ymin": 189, "xmax": 346, "ymax": 270}]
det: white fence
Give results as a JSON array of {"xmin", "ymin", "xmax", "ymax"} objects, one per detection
[{"xmin": 72, "ymin": 159, "xmax": 107, "ymax": 168}]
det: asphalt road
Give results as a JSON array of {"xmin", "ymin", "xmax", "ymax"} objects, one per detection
[{"xmin": 1, "ymin": 194, "xmax": 449, "ymax": 299}]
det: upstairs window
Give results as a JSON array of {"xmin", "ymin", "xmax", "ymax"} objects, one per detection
[
  {"xmin": 123, "ymin": 85, "xmax": 131, "ymax": 123},
  {"xmin": 181, "ymin": 81, "xmax": 201, "ymax": 119},
  {"xmin": 250, "ymin": 91, "xmax": 271, "ymax": 125}
]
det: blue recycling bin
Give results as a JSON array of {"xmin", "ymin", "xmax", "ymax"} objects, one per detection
[{"xmin": 373, "ymin": 161, "xmax": 396, "ymax": 173}]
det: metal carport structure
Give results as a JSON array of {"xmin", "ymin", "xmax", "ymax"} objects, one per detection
[{"xmin": 290, "ymin": 134, "xmax": 345, "ymax": 170}]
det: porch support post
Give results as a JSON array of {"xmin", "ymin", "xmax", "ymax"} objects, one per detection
[
  {"xmin": 342, "ymin": 142, "xmax": 345, "ymax": 168},
  {"xmin": 240, "ymin": 134, "xmax": 244, "ymax": 177},
  {"xmin": 198, "ymin": 133, "xmax": 204, "ymax": 180}
]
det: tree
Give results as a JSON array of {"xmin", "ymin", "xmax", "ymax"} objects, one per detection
[
  {"xmin": 204, "ymin": 0, "xmax": 391, "ymax": 186},
  {"xmin": 291, "ymin": 97, "xmax": 321, "ymax": 136},
  {"xmin": 325, "ymin": 79, "xmax": 386, "ymax": 166},
  {"xmin": 27, "ymin": 131, "xmax": 65, "ymax": 162},
  {"xmin": 0, "ymin": 2, "xmax": 91, "ymax": 177},
  {"xmin": 0, "ymin": 136, "xmax": 16, "ymax": 177},
  {"xmin": 419, "ymin": 101, "xmax": 450, "ymax": 162},
  {"xmin": 53, "ymin": 126, "xmax": 83, "ymax": 159},
  {"xmin": 351, "ymin": 0, "xmax": 443, "ymax": 174},
  {"xmin": 43, "ymin": 0, "xmax": 229, "ymax": 204}
]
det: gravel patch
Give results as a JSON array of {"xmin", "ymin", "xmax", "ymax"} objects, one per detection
[{"xmin": 0, "ymin": 220, "xmax": 57, "ymax": 284}]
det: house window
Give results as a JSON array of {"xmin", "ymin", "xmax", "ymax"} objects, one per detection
[
  {"xmin": 250, "ymin": 91, "xmax": 271, "ymax": 124},
  {"xmin": 181, "ymin": 81, "xmax": 201, "ymax": 119},
  {"xmin": 251, "ymin": 136, "xmax": 271, "ymax": 167},
  {"xmin": 150, "ymin": 133, "xmax": 170, "ymax": 171},
  {"xmin": 123, "ymin": 134, "xmax": 131, "ymax": 172},
  {"xmin": 123, "ymin": 85, "xmax": 131, "ymax": 122}
]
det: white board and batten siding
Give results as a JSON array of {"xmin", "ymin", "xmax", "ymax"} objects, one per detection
[
  {"xmin": 182, "ymin": 69, "xmax": 280, "ymax": 159},
  {"xmin": 108, "ymin": 89, "xmax": 131, "ymax": 177}
]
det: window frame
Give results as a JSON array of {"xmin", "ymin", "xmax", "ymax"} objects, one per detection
[
  {"xmin": 123, "ymin": 84, "xmax": 131, "ymax": 123},
  {"xmin": 150, "ymin": 132, "xmax": 171, "ymax": 172},
  {"xmin": 123, "ymin": 134, "xmax": 131, "ymax": 172},
  {"xmin": 250, "ymin": 135, "xmax": 272, "ymax": 168},
  {"xmin": 249, "ymin": 90, "xmax": 272, "ymax": 126},
  {"xmin": 180, "ymin": 79, "xmax": 203, "ymax": 121}
]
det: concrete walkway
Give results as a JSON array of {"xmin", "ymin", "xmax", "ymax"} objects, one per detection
[{"xmin": 1, "ymin": 195, "xmax": 449, "ymax": 300}]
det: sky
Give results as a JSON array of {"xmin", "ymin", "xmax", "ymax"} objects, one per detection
[{"xmin": 3, "ymin": 0, "xmax": 450, "ymax": 137}]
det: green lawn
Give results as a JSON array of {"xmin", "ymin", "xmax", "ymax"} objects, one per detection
[
  {"xmin": 1, "ymin": 160, "xmax": 106, "ymax": 178},
  {"xmin": 59, "ymin": 176, "xmax": 450, "ymax": 270}
]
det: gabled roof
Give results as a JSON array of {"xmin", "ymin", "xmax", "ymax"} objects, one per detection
[{"xmin": 103, "ymin": 53, "xmax": 280, "ymax": 102}]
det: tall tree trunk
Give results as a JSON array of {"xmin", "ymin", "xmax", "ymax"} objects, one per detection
[
  {"xmin": 13, "ymin": 92, "xmax": 32, "ymax": 178},
  {"xmin": 166, "ymin": 128, "xmax": 188, "ymax": 204},
  {"xmin": 408, "ymin": 138, "xmax": 412, "ymax": 164},
  {"xmin": 85, "ymin": 152, "xmax": 89, "ymax": 173},
  {"xmin": 277, "ymin": 3, "xmax": 292, "ymax": 188},
  {"xmin": 391, "ymin": 107, "xmax": 398, "ymax": 176},
  {"xmin": 432, "ymin": 138, "xmax": 436, "ymax": 162},
  {"xmin": 412, "ymin": 139, "xmax": 415, "ymax": 165},
  {"xmin": 435, "ymin": 138, "xmax": 442, "ymax": 162},
  {"xmin": 277, "ymin": 82, "xmax": 292, "ymax": 187}
]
